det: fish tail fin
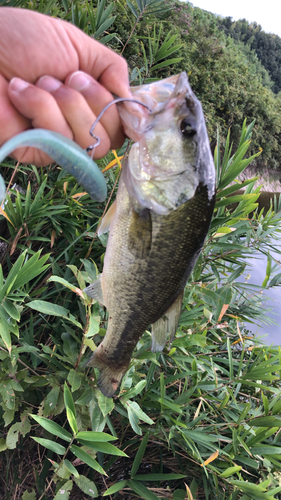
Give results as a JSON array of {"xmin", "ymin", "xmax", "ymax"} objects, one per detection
[{"xmin": 87, "ymin": 350, "xmax": 125, "ymax": 398}]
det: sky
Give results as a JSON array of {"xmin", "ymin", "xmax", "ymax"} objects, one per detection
[{"xmin": 190, "ymin": 0, "xmax": 281, "ymax": 38}]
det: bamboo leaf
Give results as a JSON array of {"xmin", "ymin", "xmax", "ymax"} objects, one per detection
[
  {"xmin": 64, "ymin": 459, "xmax": 79, "ymax": 478},
  {"xmin": 76, "ymin": 431, "xmax": 117, "ymax": 442},
  {"xmin": 29, "ymin": 415, "xmax": 72, "ymax": 442},
  {"xmin": 66, "ymin": 407, "xmax": 78, "ymax": 435},
  {"xmin": 131, "ymin": 432, "xmax": 149, "ymax": 477},
  {"xmin": 127, "ymin": 479, "xmax": 160, "ymax": 500},
  {"xmin": 76, "ymin": 439, "xmax": 128, "ymax": 456},
  {"xmin": 64, "ymin": 382, "xmax": 76, "ymax": 417},
  {"xmin": 150, "ymin": 57, "xmax": 182, "ymax": 71},
  {"xmin": 32, "ymin": 437, "xmax": 66, "ymax": 455},
  {"xmin": 103, "ymin": 480, "xmax": 128, "ymax": 496},
  {"xmin": 70, "ymin": 445, "xmax": 106, "ymax": 475},
  {"xmin": 219, "ymin": 466, "xmax": 242, "ymax": 478}
]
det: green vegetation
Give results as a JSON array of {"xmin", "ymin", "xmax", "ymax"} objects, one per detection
[
  {"xmin": 1, "ymin": 1, "xmax": 281, "ymax": 499},
  {"xmin": 216, "ymin": 17, "xmax": 281, "ymax": 94}
]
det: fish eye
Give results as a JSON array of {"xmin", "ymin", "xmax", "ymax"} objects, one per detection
[{"xmin": 180, "ymin": 119, "xmax": 197, "ymax": 138}]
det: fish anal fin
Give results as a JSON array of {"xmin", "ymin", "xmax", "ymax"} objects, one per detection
[
  {"xmin": 87, "ymin": 346, "xmax": 126, "ymax": 397},
  {"xmin": 151, "ymin": 316, "xmax": 168, "ymax": 352},
  {"xmin": 98, "ymin": 200, "xmax": 117, "ymax": 236},
  {"xmin": 128, "ymin": 208, "xmax": 152, "ymax": 259},
  {"xmin": 151, "ymin": 290, "xmax": 184, "ymax": 352},
  {"xmin": 83, "ymin": 274, "xmax": 105, "ymax": 305}
]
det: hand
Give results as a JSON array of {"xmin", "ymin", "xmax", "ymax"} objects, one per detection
[{"xmin": 0, "ymin": 7, "xmax": 131, "ymax": 166}]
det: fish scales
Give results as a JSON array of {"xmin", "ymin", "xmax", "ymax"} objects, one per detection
[
  {"xmin": 99, "ymin": 180, "xmax": 214, "ymax": 369},
  {"xmin": 85, "ymin": 72, "xmax": 216, "ymax": 397}
]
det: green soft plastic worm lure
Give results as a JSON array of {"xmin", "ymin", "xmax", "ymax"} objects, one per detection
[{"xmin": 0, "ymin": 129, "xmax": 107, "ymax": 203}]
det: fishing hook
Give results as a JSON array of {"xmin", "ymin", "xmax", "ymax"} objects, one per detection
[{"xmin": 87, "ymin": 98, "xmax": 152, "ymax": 156}]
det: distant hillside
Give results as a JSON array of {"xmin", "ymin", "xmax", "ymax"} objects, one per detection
[
  {"xmin": 152, "ymin": 2, "xmax": 281, "ymax": 169},
  {"xmin": 216, "ymin": 17, "xmax": 281, "ymax": 94}
]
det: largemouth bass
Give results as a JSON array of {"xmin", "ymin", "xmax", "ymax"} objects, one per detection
[{"xmin": 85, "ymin": 72, "xmax": 216, "ymax": 397}]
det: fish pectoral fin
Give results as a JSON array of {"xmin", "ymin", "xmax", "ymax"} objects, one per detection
[
  {"xmin": 151, "ymin": 290, "xmax": 184, "ymax": 352},
  {"xmin": 98, "ymin": 200, "xmax": 117, "ymax": 236},
  {"xmin": 83, "ymin": 274, "xmax": 105, "ymax": 305},
  {"xmin": 128, "ymin": 208, "xmax": 152, "ymax": 259}
]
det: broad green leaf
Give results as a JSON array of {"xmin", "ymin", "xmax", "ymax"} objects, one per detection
[
  {"xmin": 76, "ymin": 438, "xmax": 128, "ymax": 456},
  {"xmin": 173, "ymin": 490, "xmax": 186, "ymax": 500},
  {"xmin": 151, "ymin": 57, "xmax": 182, "ymax": 71},
  {"xmin": 0, "ymin": 251, "xmax": 26, "ymax": 299},
  {"xmin": 80, "ymin": 258, "xmax": 98, "ymax": 282},
  {"xmin": 64, "ymin": 459, "xmax": 79, "ymax": 478},
  {"xmin": 66, "ymin": 407, "xmax": 78, "ymax": 435},
  {"xmin": 0, "ymin": 438, "xmax": 7, "ymax": 451},
  {"xmin": 250, "ymin": 445, "xmax": 281, "ymax": 455},
  {"xmin": 64, "ymin": 382, "xmax": 76, "ymax": 416},
  {"xmin": 74, "ymin": 475, "xmax": 98, "ymax": 498},
  {"xmin": 134, "ymin": 473, "xmax": 186, "ymax": 481},
  {"xmin": 22, "ymin": 490, "xmax": 36, "ymax": 500},
  {"xmin": 28, "ymin": 301, "xmax": 83, "ymax": 328},
  {"xmin": 103, "ymin": 480, "xmax": 128, "ymax": 496},
  {"xmin": 70, "ymin": 445, "xmax": 106, "ymax": 475},
  {"xmin": 29, "ymin": 414, "xmax": 72, "ymax": 442},
  {"xmin": 67, "ymin": 369, "xmax": 82, "ymax": 393},
  {"xmin": 126, "ymin": 0, "xmax": 138, "ymax": 17},
  {"xmin": 32, "ymin": 437, "xmax": 66, "ymax": 455},
  {"xmin": 10, "ymin": 252, "xmax": 49, "ymax": 292},
  {"xmin": 127, "ymin": 479, "xmax": 160, "ymax": 500},
  {"xmin": 44, "ymin": 385, "xmax": 60, "ymax": 417},
  {"xmin": 90, "ymin": 403, "xmax": 106, "ymax": 432},
  {"xmin": 128, "ymin": 401, "xmax": 154, "ymax": 425},
  {"xmin": 48, "ymin": 276, "xmax": 81, "ymax": 294},
  {"xmin": 2, "ymin": 299, "xmax": 20, "ymax": 321},
  {"xmin": 249, "ymin": 416, "xmax": 281, "ymax": 427},
  {"xmin": 219, "ymin": 466, "xmax": 242, "ymax": 478},
  {"xmin": 0, "ymin": 317, "xmax": 11, "ymax": 352},
  {"xmin": 53, "ymin": 480, "xmax": 73, "ymax": 500},
  {"xmin": 230, "ymin": 480, "xmax": 276, "ymax": 499},
  {"xmin": 97, "ymin": 392, "xmax": 115, "ymax": 417},
  {"xmin": 76, "ymin": 388, "xmax": 94, "ymax": 406},
  {"xmin": 85, "ymin": 313, "xmax": 100, "ymax": 337},
  {"xmin": 76, "ymin": 431, "xmax": 117, "ymax": 442},
  {"xmin": 131, "ymin": 432, "xmax": 149, "ymax": 477}
]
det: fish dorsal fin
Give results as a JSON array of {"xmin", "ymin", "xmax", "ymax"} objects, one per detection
[
  {"xmin": 98, "ymin": 200, "xmax": 117, "ymax": 236},
  {"xmin": 83, "ymin": 274, "xmax": 105, "ymax": 306},
  {"xmin": 128, "ymin": 208, "xmax": 152, "ymax": 259},
  {"xmin": 151, "ymin": 290, "xmax": 184, "ymax": 352}
]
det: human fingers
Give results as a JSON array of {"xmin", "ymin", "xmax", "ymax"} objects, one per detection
[
  {"xmin": 36, "ymin": 75, "xmax": 114, "ymax": 159},
  {"xmin": 7, "ymin": 77, "xmax": 73, "ymax": 165},
  {"xmin": 0, "ymin": 74, "xmax": 30, "ymax": 144},
  {"xmin": 65, "ymin": 71, "xmax": 126, "ymax": 150},
  {"xmin": 0, "ymin": 73, "xmax": 45, "ymax": 165}
]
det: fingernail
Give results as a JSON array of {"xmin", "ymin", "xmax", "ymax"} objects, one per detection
[
  {"xmin": 67, "ymin": 71, "xmax": 91, "ymax": 91},
  {"xmin": 10, "ymin": 77, "xmax": 30, "ymax": 92},
  {"xmin": 37, "ymin": 76, "xmax": 62, "ymax": 92}
]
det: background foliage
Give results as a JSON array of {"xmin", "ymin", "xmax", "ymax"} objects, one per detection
[{"xmin": 1, "ymin": 1, "xmax": 281, "ymax": 499}]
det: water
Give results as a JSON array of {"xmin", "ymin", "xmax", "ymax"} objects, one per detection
[{"xmin": 241, "ymin": 249, "xmax": 281, "ymax": 345}]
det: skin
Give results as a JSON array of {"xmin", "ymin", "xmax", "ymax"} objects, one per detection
[{"xmin": 0, "ymin": 7, "xmax": 131, "ymax": 166}]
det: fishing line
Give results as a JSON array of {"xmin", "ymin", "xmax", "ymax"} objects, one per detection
[{"xmin": 87, "ymin": 98, "xmax": 152, "ymax": 157}]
